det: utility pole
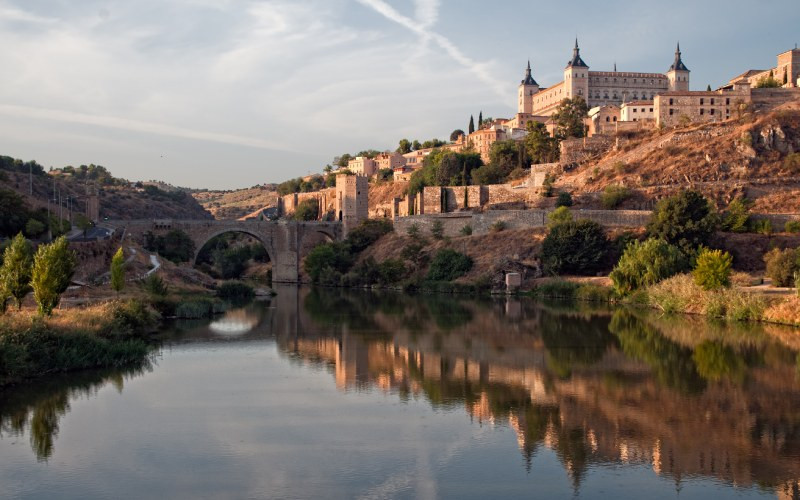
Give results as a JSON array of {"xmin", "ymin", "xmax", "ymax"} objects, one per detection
[
  {"xmin": 46, "ymin": 197, "xmax": 52, "ymax": 241},
  {"xmin": 29, "ymin": 163, "xmax": 32, "ymax": 196}
]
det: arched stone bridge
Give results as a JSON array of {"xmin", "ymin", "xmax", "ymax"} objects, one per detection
[{"xmin": 106, "ymin": 219, "xmax": 343, "ymax": 283}]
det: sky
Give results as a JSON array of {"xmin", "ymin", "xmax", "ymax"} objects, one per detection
[{"xmin": 0, "ymin": 0, "xmax": 798, "ymax": 190}]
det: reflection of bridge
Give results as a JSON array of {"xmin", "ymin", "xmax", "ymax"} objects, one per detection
[{"xmin": 107, "ymin": 219, "xmax": 342, "ymax": 282}]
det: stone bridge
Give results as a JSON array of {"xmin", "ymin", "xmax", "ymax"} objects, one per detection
[{"xmin": 106, "ymin": 219, "xmax": 343, "ymax": 283}]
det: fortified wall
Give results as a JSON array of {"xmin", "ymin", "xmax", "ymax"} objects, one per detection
[{"xmin": 278, "ymin": 188, "xmax": 336, "ymax": 219}]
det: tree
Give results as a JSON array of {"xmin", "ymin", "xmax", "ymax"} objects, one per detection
[
  {"xmin": 468, "ymin": 115, "xmax": 475, "ymax": 134},
  {"xmin": 693, "ymin": 248, "xmax": 733, "ymax": 291},
  {"xmin": 294, "ymin": 198, "xmax": 319, "ymax": 221},
  {"xmin": 721, "ymin": 198, "xmax": 751, "ymax": 233},
  {"xmin": 0, "ymin": 233, "xmax": 33, "ymax": 309},
  {"xmin": 397, "ymin": 139, "xmax": 412, "ymax": 154},
  {"xmin": 74, "ymin": 214, "xmax": 93, "ymax": 237},
  {"xmin": 31, "ymin": 236, "xmax": 76, "ymax": 316},
  {"xmin": 450, "ymin": 129, "xmax": 465, "ymax": 142},
  {"xmin": 555, "ymin": 192, "xmax": 573, "ymax": 208},
  {"xmin": 524, "ymin": 121, "xmax": 560, "ymax": 164},
  {"xmin": 647, "ymin": 190, "xmax": 718, "ymax": 254},
  {"xmin": 542, "ymin": 219, "xmax": 609, "ymax": 275},
  {"xmin": 478, "ymin": 111, "xmax": 483, "ymax": 129},
  {"xmin": 426, "ymin": 249, "xmax": 472, "ymax": 281},
  {"xmin": 336, "ymin": 153, "xmax": 353, "ymax": 168},
  {"xmin": 488, "ymin": 140, "xmax": 526, "ymax": 179},
  {"xmin": 470, "ymin": 164, "xmax": 503, "ymax": 185},
  {"xmin": 412, "ymin": 140, "xmax": 422, "ymax": 151},
  {"xmin": 111, "ymin": 247, "xmax": 125, "ymax": 294},
  {"xmin": 601, "ymin": 185, "xmax": 631, "ymax": 209},
  {"xmin": 547, "ymin": 206, "xmax": 573, "ymax": 228},
  {"xmin": 610, "ymin": 238, "xmax": 687, "ymax": 295},
  {"xmin": 551, "ymin": 97, "xmax": 589, "ymax": 139},
  {"xmin": 755, "ymin": 70, "xmax": 781, "ymax": 88},
  {"xmin": 0, "ymin": 188, "xmax": 32, "ymax": 237},
  {"xmin": 24, "ymin": 219, "xmax": 46, "ymax": 238},
  {"xmin": 706, "ymin": 84, "xmax": 712, "ymax": 91}
]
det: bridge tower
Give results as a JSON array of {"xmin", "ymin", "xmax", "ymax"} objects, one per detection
[
  {"xmin": 335, "ymin": 174, "xmax": 367, "ymax": 236},
  {"xmin": 85, "ymin": 182, "xmax": 100, "ymax": 222}
]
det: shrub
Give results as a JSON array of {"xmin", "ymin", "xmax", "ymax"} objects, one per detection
[
  {"xmin": 142, "ymin": 273, "xmax": 168, "ymax": 296},
  {"xmin": 490, "ymin": 220, "xmax": 507, "ymax": 233},
  {"xmin": 31, "ymin": 236, "xmax": 76, "ymax": 316},
  {"xmin": 145, "ymin": 229, "xmax": 196, "ymax": 264},
  {"xmin": 426, "ymin": 249, "xmax": 473, "ymax": 281},
  {"xmin": 406, "ymin": 223, "xmax": 420, "ymax": 238},
  {"xmin": 346, "ymin": 219, "xmax": 392, "ymax": 253},
  {"xmin": 750, "ymin": 218, "xmax": 773, "ymax": 235},
  {"xmin": 430, "ymin": 220, "xmax": 444, "ymax": 240},
  {"xmin": 784, "ymin": 153, "xmax": 800, "ymax": 173},
  {"xmin": 764, "ymin": 248, "xmax": 800, "ymax": 287},
  {"xmin": 720, "ymin": 198, "xmax": 750, "ymax": 233},
  {"xmin": 609, "ymin": 238, "xmax": 687, "ymax": 295},
  {"xmin": 304, "ymin": 242, "xmax": 353, "ymax": 283},
  {"xmin": 555, "ymin": 192, "xmax": 573, "ymax": 207},
  {"xmin": 401, "ymin": 241, "xmax": 426, "ymax": 265},
  {"xmin": 378, "ymin": 259, "xmax": 406, "ymax": 284},
  {"xmin": 24, "ymin": 219, "xmax": 46, "ymax": 238},
  {"xmin": 293, "ymin": 198, "xmax": 319, "ymax": 221},
  {"xmin": 647, "ymin": 190, "xmax": 718, "ymax": 253},
  {"xmin": 0, "ymin": 233, "xmax": 33, "ymax": 309},
  {"xmin": 601, "ymin": 185, "xmax": 631, "ymax": 209},
  {"xmin": 542, "ymin": 219, "xmax": 609, "ymax": 276},
  {"xmin": 532, "ymin": 279, "xmax": 578, "ymax": 298},
  {"xmin": 547, "ymin": 206, "xmax": 573, "ymax": 228},
  {"xmin": 785, "ymin": 220, "xmax": 800, "ymax": 233},
  {"xmin": 459, "ymin": 224, "xmax": 473, "ymax": 236},
  {"xmin": 693, "ymin": 248, "xmax": 733, "ymax": 291},
  {"xmin": 217, "ymin": 281, "xmax": 255, "ymax": 299},
  {"xmin": 174, "ymin": 298, "xmax": 215, "ymax": 319}
]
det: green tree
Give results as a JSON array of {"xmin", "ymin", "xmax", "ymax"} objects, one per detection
[
  {"xmin": 489, "ymin": 140, "xmax": 526, "ymax": 179},
  {"xmin": 412, "ymin": 140, "xmax": 422, "ymax": 151},
  {"xmin": 450, "ymin": 129, "xmax": 465, "ymax": 142},
  {"xmin": 693, "ymin": 247, "xmax": 732, "ymax": 291},
  {"xmin": 555, "ymin": 192, "xmax": 573, "ymax": 208},
  {"xmin": 25, "ymin": 219, "xmax": 46, "ymax": 238},
  {"xmin": 74, "ymin": 214, "xmax": 93, "ymax": 237},
  {"xmin": 720, "ymin": 198, "xmax": 750, "ymax": 233},
  {"xmin": 524, "ymin": 121, "xmax": 560, "ymax": 164},
  {"xmin": 542, "ymin": 219, "xmax": 609, "ymax": 275},
  {"xmin": 551, "ymin": 97, "xmax": 589, "ymax": 139},
  {"xmin": 430, "ymin": 220, "xmax": 444, "ymax": 240},
  {"xmin": 706, "ymin": 84, "xmax": 712, "ymax": 91},
  {"xmin": 755, "ymin": 70, "xmax": 781, "ymax": 88},
  {"xmin": 426, "ymin": 249, "xmax": 472, "ymax": 281},
  {"xmin": 468, "ymin": 115, "xmax": 475, "ymax": 134},
  {"xmin": 610, "ymin": 238, "xmax": 687, "ymax": 295},
  {"xmin": 0, "ymin": 233, "xmax": 33, "ymax": 309},
  {"xmin": 0, "ymin": 189, "xmax": 32, "ymax": 237},
  {"xmin": 31, "ymin": 236, "xmax": 76, "ymax": 316},
  {"xmin": 470, "ymin": 163, "xmax": 503, "ymax": 185},
  {"xmin": 763, "ymin": 248, "xmax": 800, "ymax": 287},
  {"xmin": 397, "ymin": 139, "xmax": 412, "ymax": 154},
  {"xmin": 111, "ymin": 247, "xmax": 125, "ymax": 294},
  {"xmin": 647, "ymin": 190, "xmax": 718, "ymax": 254},
  {"xmin": 294, "ymin": 198, "xmax": 319, "ymax": 221},
  {"xmin": 547, "ymin": 206, "xmax": 573, "ymax": 228},
  {"xmin": 478, "ymin": 111, "xmax": 483, "ymax": 129},
  {"xmin": 601, "ymin": 185, "xmax": 631, "ymax": 209}
]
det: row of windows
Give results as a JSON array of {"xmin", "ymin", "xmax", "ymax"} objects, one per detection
[
  {"xmin": 593, "ymin": 91, "xmax": 656, "ymax": 100},
  {"xmin": 668, "ymin": 108, "xmax": 731, "ymax": 116},
  {"xmin": 591, "ymin": 77, "xmax": 664, "ymax": 85},
  {"xmin": 630, "ymin": 107, "xmax": 654, "ymax": 113},
  {"xmin": 667, "ymin": 97, "xmax": 731, "ymax": 105}
]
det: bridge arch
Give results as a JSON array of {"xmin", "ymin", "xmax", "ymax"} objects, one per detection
[{"xmin": 192, "ymin": 227, "xmax": 277, "ymax": 267}]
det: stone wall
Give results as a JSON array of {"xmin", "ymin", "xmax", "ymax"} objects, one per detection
[
  {"xmin": 560, "ymin": 135, "xmax": 615, "ymax": 167},
  {"xmin": 280, "ymin": 188, "xmax": 335, "ymax": 219}
]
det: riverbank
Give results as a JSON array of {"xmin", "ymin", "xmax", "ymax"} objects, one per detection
[
  {"xmin": 0, "ymin": 300, "xmax": 159, "ymax": 387},
  {"xmin": 529, "ymin": 275, "xmax": 800, "ymax": 328}
]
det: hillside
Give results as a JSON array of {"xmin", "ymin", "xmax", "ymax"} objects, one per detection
[
  {"xmin": 1, "ymin": 162, "xmax": 212, "ymax": 221},
  {"xmin": 192, "ymin": 185, "xmax": 278, "ymax": 220}
]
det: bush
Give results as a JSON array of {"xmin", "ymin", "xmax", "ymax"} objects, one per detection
[
  {"xmin": 304, "ymin": 242, "xmax": 353, "ymax": 283},
  {"xmin": 346, "ymin": 219, "xmax": 392, "ymax": 253},
  {"xmin": 764, "ymin": 248, "xmax": 800, "ymax": 287},
  {"xmin": 610, "ymin": 238, "xmax": 687, "ymax": 295},
  {"xmin": 294, "ymin": 198, "xmax": 319, "ymax": 221},
  {"xmin": 720, "ymin": 198, "xmax": 750, "ymax": 233},
  {"xmin": 378, "ymin": 259, "xmax": 407, "ymax": 284},
  {"xmin": 142, "ymin": 273, "xmax": 168, "ymax": 296},
  {"xmin": 784, "ymin": 153, "xmax": 800, "ymax": 173},
  {"xmin": 174, "ymin": 298, "xmax": 216, "ymax": 319},
  {"xmin": 547, "ymin": 206, "xmax": 572, "ymax": 228},
  {"xmin": 532, "ymin": 279, "xmax": 579, "ymax": 298},
  {"xmin": 426, "ymin": 249, "xmax": 473, "ymax": 281},
  {"xmin": 555, "ymin": 192, "xmax": 573, "ymax": 208},
  {"xmin": 24, "ymin": 219, "xmax": 46, "ymax": 238},
  {"xmin": 430, "ymin": 220, "xmax": 444, "ymax": 240},
  {"xmin": 542, "ymin": 220, "xmax": 609, "ymax": 275},
  {"xmin": 217, "ymin": 281, "xmax": 255, "ymax": 299},
  {"xmin": 647, "ymin": 190, "xmax": 718, "ymax": 253},
  {"xmin": 693, "ymin": 248, "xmax": 733, "ymax": 291},
  {"xmin": 145, "ymin": 229, "xmax": 196, "ymax": 264},
  {"xmin": 785, "ymin": 220, "xmax": 800, "ymax": 233},
  {"xmin": 490, "ymin": 220, "xmax": 507, "ymax": 233},
  {"xmin": 601, "ymin": 185, "xmax": 631, "ymax": 209},
  {"xmin": 406, "ymin": 223, "xmax": 420, "ymax": 238},
  {"xmin": 750, "ymin": 218, "xmax": 773, "ymax": 235},
  {"xmin": 459, "ymin": 224, "xmax": 473, "ymax": 236}
]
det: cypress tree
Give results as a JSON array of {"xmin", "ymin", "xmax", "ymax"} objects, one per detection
[
  {"xmin": 0, "ymin": 233, "xmax": 33, "ymax": 310},
  {"xmin": 111, "ymin": 247, "xmax": 125, "ymax": 294},
  {"xmin": 478, "ymin": 111, "xmax": 483, "ymax": 129},
  {"xmin": 468, "ymin": 115, "xmax": 475, "ymax": 134},
  {"xmin": 706, "ymin": 84, "xmax": 712, "ymax": 91}
]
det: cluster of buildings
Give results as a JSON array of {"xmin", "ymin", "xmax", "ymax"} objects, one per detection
[{"xmin": 338, "ymin": 42, "xmax": 800, "ymax": 182}]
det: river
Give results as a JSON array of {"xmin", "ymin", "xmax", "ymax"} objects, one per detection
[{"xmin": 1, "ymin": 286, "xmax": 800, "ymax": 499}]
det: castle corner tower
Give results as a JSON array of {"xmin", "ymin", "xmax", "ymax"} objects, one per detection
[
  {"xmin": 564, "ymin": 38, "xmax": 589, "ymax": 101},
  {"xmin": 518, "ymin": 60, "xmax": 539, "ymax": 113},
  {"xmin": 667, "ymin": 42, "xmax": 690, "ymax": 91}
]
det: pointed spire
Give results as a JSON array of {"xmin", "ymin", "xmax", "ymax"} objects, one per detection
[
  {"xmin": 669, "ymin": 41, "xmax": 689, "ymax": 72},
  {"xmin": 614, "ymin": 62, "xmax": 617, "ymax": 72},
  {"xmin": 522, "ymin": 59, "xmax": 537, "ymax": 86},
  {"xmin": 566, "ymin": 38, "xmax": 588, "ymax": 68}
]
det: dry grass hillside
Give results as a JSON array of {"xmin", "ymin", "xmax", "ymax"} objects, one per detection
[
  {"xmin": 2, "ymin": 170, "xmax": 212, "ymax": 220},
  {"xmin": 192, "ymin": 185, "xmax": 278, "ymax": 220},
  {"xmin": 559, "ymin": 100, "xmax": 800, "ymax": 212}
]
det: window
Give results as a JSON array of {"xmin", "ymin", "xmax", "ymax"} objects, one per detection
[
  {"xmin": 710, "ymin": 98, "xmax": 715, "ymax": 105},
  {"xmin": 726, "ymin": 98, "xmax": 730, "ymax": 105},
  {"xmin": 613, "ymin": 117, "xmax": 617, "ymax": 122},
  {"xmin": 669, "ymin": 109, "xmax": 674, "ymax": 115},
  {"xmin": 710, "ymin": 109, "xmax": 715, "ymax": 115},
  {"xmin": 669, "ymin": 98, "xmax": 674, "ymax": 105},
  {"xmin": 700, "ymin": 98, "xmax": 704, "ymax": 105},
  {"xmin": 633, "ymin": 108, "xmax": 637, "ymax": 113},
  {"xmin": 700, "ymin": 109, "xmax": 704, "ymax": 115},
  {"xmin": 650, "ymin": 108, "xmax": 654, "ymax": 112},
  {"xmin": 606, "ymin": 116, "xmax": 610, "ymax": 122}
]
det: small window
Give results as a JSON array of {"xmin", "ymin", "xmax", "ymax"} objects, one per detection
[
  {"xmin": 700, "ymin": 109, "xmax": 704, "ymax": 115},
  {"xmin": 606, "ymin": 116, "xmax": 610, "ymax": 122},
  {"xmin": 650, "ymin": 108, "xmax": 654, "ymax": 112},
  {"xmin": 700, "ymin": 98, "xmax": 704, "ymax": 105},
  {"xmin": 710, "ymin": 98, "xmax": 715, "ymax": 105},
  {"xmin": 726, "ymin": 98, "xmax": 730, "ymax": 105},
  {"xmin": 710, "ymin": 109, "xmax": 715, "ymax": 115},
  {"xmin": 613, "ymin": 117, "xmax": 617, "ymax": 122},
  {"xmin": 669, "ymin": 109, "xmax": 674, "ymax": 115},
  {"xmin": 633, "ymin": 108, "xmax": 637, "ymax": 113}
]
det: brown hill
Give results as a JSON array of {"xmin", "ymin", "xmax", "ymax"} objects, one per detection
[{"xmin": 192, "ymin": 185, "xmax": 278, "ymax": 220}]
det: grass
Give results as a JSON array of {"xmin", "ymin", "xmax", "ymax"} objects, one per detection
[
  {"xmin": 647, "ymin": 274, "xmax": 766, "ymax": 321},
  {"xmin": 0, "ymin": 300, "xmax": 159, "ymax": 386},
  {"xmin": 530, "ymin": 280, "xmax": 616, "ymax": 302}
]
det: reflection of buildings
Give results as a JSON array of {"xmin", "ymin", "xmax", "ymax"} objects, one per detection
[{"xmin": 278, "ymin": 289, "xmax": 800, "ymax": 495}]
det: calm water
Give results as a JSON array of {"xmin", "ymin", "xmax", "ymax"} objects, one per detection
[{"xmin": 2, "ymin": 287, "xmax": 800, "ymax": 499}]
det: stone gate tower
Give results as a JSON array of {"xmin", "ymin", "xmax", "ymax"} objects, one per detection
[
  {"xmin": 85, "ymin": 182, "xmax": 99, "ymax": 222},
  {"xmin": 335, "ymin": 174, "xmax": 368, "ymax": 236}
]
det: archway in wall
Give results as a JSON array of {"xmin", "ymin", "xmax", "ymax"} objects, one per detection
[{"xmin": 194, "ymin": 230, "xmax": 275, "ymax": 285}]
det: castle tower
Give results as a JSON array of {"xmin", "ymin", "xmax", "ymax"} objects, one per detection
[
  {"xmin": 564, "ymin": 38, "xmax": 589, "ymax": 102},
  {"xmin": 667, "ymin": 42, "xmax": 690, "ymax": 91},
  {"xmin": 518, "ymin": 60, "xmax": 539, "ymax": 114},
  {"xmin": 335, "ymin": 174, "xmax": 368, "ymax": 237}
]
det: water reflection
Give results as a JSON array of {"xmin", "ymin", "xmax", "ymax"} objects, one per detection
[
  {"xmin": 280, "ymin": 288, "xmax": 800, "ymax": 495},
  {"xmin": 2, "ymin": 288, "xmax": 800, "ymax": 497}
]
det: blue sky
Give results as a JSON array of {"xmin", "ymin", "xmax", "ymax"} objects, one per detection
[{"xmin": 0, "ymin": 0, "xmax": 798, "ymax": 189}]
